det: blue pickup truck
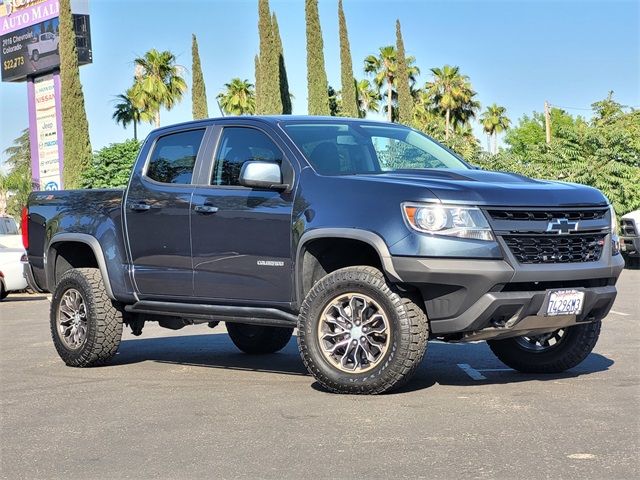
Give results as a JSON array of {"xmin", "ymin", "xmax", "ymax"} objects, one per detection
[{"xmin": 23, "ymin": 116, "xmax": 624, "ymax": 394}]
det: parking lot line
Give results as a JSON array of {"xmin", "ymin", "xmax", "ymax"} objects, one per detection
[
  {"xmin": 609, "ymin": 310, "xmax": 629, "ymax": 316},
  {"xmin": 457, "ymin": 363, "xmax": 487, "ymax": 380}
]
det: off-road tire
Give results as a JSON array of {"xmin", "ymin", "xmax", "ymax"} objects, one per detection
[
  {"xmin": 487, "ymin": 321, "xmax": 601, "ymax": 373},
  {"xmin": 298, "ymin": 266, "xmax": 429, "ymax": 395},
  {"xmin": 32, "ymin": 50, "xmax": 39, "ymax": 61},
  {"xmin": 226, "ymin": 323, "xmax": 293, "ymax": 354},
  {"xmin": 0, "ymin": 282, "xmax": 7, "ymax": 300},
  {"xmin": 50, "ymin": 268, "xmax": 123, "ymax": 367}
]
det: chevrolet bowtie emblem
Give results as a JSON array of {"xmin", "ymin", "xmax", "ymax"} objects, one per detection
[{"xmin": 546, "ymin": 218, "xmax": 579, "ymax": 234}]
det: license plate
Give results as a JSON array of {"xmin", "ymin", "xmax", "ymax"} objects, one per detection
[{"xmin": 545, "ymin": 289, "xmax": 585, "ymax": 316}]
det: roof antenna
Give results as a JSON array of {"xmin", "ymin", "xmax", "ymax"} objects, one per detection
[{"xmin": 216, "ymin": 98, "xmax": 225, "ymax": 117}]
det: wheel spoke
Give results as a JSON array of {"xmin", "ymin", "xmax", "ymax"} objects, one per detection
[
  {"xmin": 360, "ymin": 339, "xmax": 377, "ymax": 362},
  {"xmin": 340, "ymin": 342, "xmax": 358, "ymax": 370},
  {"xmin": 322, "ymin": 331, "xmax": 347, "ymax": 342},
  {"xmin": 335, "ymin": 304, "xmax": 354, "ymax": 327},
  {"xmin": 324, "ymin": 313, "xmax": 350, "ymax": 330},
  {"xmin": 327, "ymin": 338, "xmax": 350, "ymax": 354},
  {"xmin": 362, "ymin": 313, "xmax": 383, "ymax": 326}
]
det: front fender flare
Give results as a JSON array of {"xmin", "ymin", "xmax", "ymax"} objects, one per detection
[{"xmin": 295, "ymin": 228, "xmax": 402, "ymax": 304}]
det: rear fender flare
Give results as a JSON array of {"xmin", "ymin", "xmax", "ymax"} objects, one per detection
[{"xmin": 46, "ymin": 233, "xmax": 115, "ymax": 299}]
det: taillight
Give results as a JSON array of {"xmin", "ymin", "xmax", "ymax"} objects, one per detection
[{"xmin": 21, "ymin": 206, "xmax": 29, "ymax": 250}]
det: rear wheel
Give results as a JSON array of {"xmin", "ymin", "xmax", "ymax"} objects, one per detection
[
  {"xmin": 0, "ymin": 282, "xmax": 7, "ymax": 300},
  {"xmin": 487, "ymin": 321, "xmax": 601, "ymax": 373},
  {"xmin": 298, "ymin": 266, "xmax": 429, "ymax": 394},
  {"xmin": 226, "ymin": 323, "xmax": 293, "ymax": 354},
  {"xmin": 50, "ymin": 268, "xmax": 123, "ymax": 367}
]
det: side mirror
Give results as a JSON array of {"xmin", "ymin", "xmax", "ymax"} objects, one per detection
[{"xmin": 239, "ymin": 161, "xmax": 287, "ymax": 190}]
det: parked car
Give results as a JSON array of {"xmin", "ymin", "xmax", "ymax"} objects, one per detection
[
  {"xmin": 620, "ymin": 209, "xmax": 640, "ymax": 266},
  {"xmin": 23, "ymin": 116, "xmax": 624, "ymax": 394},
  {"xmin": 0, "ymin": 216, "xmax": 22, "ymax": 249},
  {"xmin": 0, "ymin": 243, "xmax": 27, "ymax": 300},
  {"xmin": 27, "ymin": 31, "xmax": 59, "ymax": 61}
]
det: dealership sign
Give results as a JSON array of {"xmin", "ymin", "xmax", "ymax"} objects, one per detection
[
  {"xmin": 33, "ymin": 74, "xmax": 62, "ymax": 190},
  {"xmin": 1, "ymin": 0, "xmax": 91, "ymax": 82}
]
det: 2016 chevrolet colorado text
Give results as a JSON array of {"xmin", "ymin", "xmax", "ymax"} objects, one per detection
[{"xmin": 23, "ymin": 116, "xmax": 624, "ymax": 394}]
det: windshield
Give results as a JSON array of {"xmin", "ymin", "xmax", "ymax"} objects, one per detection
[{"xmin": 283, "ymin": 122, "xmax": 469, "ymax": 175}]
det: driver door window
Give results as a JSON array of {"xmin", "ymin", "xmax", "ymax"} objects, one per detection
[{"xmin": 211, "ymin": 127, "xmax": 283, "ymax": 186}]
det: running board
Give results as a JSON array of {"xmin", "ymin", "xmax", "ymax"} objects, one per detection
[{"xmin": 124, "ymin": 301, "xmax": 298, "ymax": 328}]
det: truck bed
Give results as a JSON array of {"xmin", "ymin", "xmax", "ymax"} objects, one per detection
[{"xmin": 27, "ymin": 189, "xmax": 126, "ymax": 293}]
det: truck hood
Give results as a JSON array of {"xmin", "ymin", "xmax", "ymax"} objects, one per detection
[{"xmin": 352, "ymin": 169, "xmax": 609, "ymax": 207}]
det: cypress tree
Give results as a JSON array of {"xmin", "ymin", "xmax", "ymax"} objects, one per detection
[
  {"xmin": 396, "ymin": 19, "xmax": 413, "ymax": 125},
  {"xmin": 191, "ymin": 34, "xmax": 209, "ymax": 119},
  {"xmin": 338, "ymin": 0, "xmax": 358, "ymax": 118},
  {"xmin": 254, "ymin": 54, "xmax": 262, "ymax": 113},
  {"xmin": 272, "ymin": 14, "xmax": 292, "ymax": 114},
  {"xmin": 305, "ymin": 0, "xmax": 330, "ymax": 115},
  {"xmin": 59, "ymin": 0, "xmax": 92, "ymax": 189},
  {"xmin": 256, "ymin": 0, "xmax": 282, "ymax": 114}
]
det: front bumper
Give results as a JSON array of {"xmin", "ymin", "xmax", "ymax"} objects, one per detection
[
  {"xmin": 391, "ymin": 247, "xmax": 624, "ymax": 339},
  {"xmin": 620, "ymin": 236, "xmax": 640, "ymax": 257}
]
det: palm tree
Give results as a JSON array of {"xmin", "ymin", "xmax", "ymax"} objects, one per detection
[
  {"xmin": 356, "ymin": 79, "xmax": 381, "ymax": 118},
  {"xmin": 426, "ymin": 65, "xmax": 476, "ymax": 139},
  {"xmin": 480, "ymin": 103, "xmax": 511, "ymax": 154},
  {"xmin": 2, "ymin": 129, "xmax": 33, "ymax": 216},
  {"xmin": 364, "ymin": 46, "xmax": 419, "ymax": 122},
  {"xmin": 217, "ymin": 78, "xmax": 256, "ymax": 116},
  {"xmin": 130, "ymin": 49, "xmax": 187, "ymax": 127},
  {"xmin": 112, "ymin": 89, "xmax": 151, "ymax": 141}
]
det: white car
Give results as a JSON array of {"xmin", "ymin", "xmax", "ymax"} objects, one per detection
[
  {"xmin": 620, "ymin": 209, "xmax": 640, "ymax": 264},
  {"xmin": 27, "ymin": 31, "xmax": 59, "ymax": 62},
  {"xmin": 0, "ymin": 216, "xmax": 23, "ymax": 249},
  {"xmin": 0, "ymin": 243, "xmax": 27, "ymax": 300}
]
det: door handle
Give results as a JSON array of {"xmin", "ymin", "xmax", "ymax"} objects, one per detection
[
  {"xmin": 193, "ymin": 204, "xmax": 218, "ymax": 214},
  {"xmin": 128, "ymin": 202, "xmax": 151, "ymax": 212}
]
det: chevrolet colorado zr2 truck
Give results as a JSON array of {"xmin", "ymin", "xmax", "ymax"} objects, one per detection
[{"xmin": 23, "ymin": 116, "xmax": 624, "ymax": 394}]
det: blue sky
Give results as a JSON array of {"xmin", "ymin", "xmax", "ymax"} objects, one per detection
[{"xmin": 1, "ymin": 0, "xmax": 639, "ymax": 166}]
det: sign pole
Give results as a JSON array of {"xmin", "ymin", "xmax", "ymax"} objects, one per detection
[{"xmin": 26, "ymin": 76, "xmax": 41, "ymax": 190}]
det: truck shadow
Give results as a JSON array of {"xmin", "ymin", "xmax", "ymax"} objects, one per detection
[
  {"xmin": 1, "ymin": 295, "xmax": 49, "ymax": 303},
  {"xmin": 112, "ymin": 333, "xmax": 614, "ymax": 393}
]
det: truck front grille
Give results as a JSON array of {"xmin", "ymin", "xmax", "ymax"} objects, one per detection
[
  {"xmin": 487, "ymin": 208, "xmax": 608, "ymax": 221},
  {"xmin": 503, "ymin": 234, "xmax": 606, "ymax": 264},
  {"xmin": 621, "ymin": 219, "xmax": 637, "ymax": 236}
]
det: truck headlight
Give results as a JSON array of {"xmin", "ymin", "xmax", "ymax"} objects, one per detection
[
  {"xmin": 402, "ymin": 203, "xmax": 494, "ymax": 241},
  {"xmin": 609, "ymin": 204, "xmax": 617, "ymax": 234}
]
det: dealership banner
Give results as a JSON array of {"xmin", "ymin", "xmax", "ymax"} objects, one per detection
[
  {"xmin": 32, "ymin": 73, "xmax": 62, "ymax": 190},
  {"xmin": 0, "ymin": 0, "xmax": 60, "ymax": 35}
]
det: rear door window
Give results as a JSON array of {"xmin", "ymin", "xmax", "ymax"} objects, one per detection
[{"xmin": 145, "ymin": 129, "xmax": 205, "ymax": 184}]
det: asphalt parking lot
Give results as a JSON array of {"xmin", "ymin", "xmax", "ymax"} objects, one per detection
[{"xmin": 1, "ymin": 268, "xmax": 638, "ymax": 480}]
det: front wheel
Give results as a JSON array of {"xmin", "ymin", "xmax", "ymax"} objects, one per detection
[
  {"xmin": 487, "ymin": 321, "xmax": 601, "ymax": 373},
  {"xmin": 298, "ymin": 266, "xmax": 429, "ymax": 394},
  {"xmin": 50, "ymin": 268, "xmax": 123, "ymax": 367}
]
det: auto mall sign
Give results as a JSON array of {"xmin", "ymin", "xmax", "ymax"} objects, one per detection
[{"xmin": 0, "ymin": 0, "xmax": 59, "ymax": 36}]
